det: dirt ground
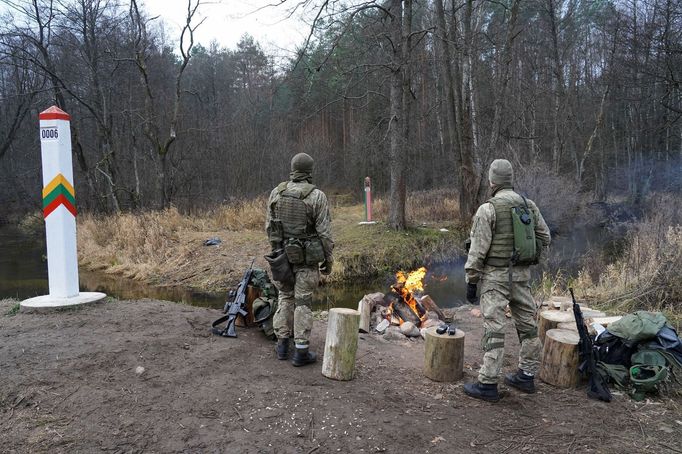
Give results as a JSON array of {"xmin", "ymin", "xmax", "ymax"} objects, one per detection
[{"xmin": 1, "ymin": 298, "xmax": 681, "ymax": 454}]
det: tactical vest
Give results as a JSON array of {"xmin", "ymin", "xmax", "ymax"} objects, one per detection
[
  {"xmin": 485, "ymin": 191, "xmax": 529, "ymax": 267},
  {"xmin": 273, "ymin": 181, "xmax": 316, "ymax": 239}
]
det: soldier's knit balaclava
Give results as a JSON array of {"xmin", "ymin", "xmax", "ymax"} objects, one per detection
[
  {"xmin": 488, "ymin": 159, "xmax": 513, "ymax": 187},
  {"xmin": 290, "ymin": 153, "xmax": 314, "ymax": 182}
]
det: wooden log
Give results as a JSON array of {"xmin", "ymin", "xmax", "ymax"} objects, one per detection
[
  {"xmin": 550, "ymin": 296, "xmax": 573, "ymax": 311},
  {"xmin": 419, "ymin": 294, "xmax": 445, "ymax": 320},
  {"xmin": 557, "ymin": 322, "xmax": 578, "ymax": 331},
  {"xmin": 551, "ymin": 297, "xmax": 590, "ymax": 312},
  {"xmin": 391, "ymin": 294, "xmax": 421, "ymax": 326},
  {"xmin": 357, "ymin": 296, "xmax": 374, "ymax": 333},
  {"xmin": 423, "ymin": 326, "xmax": 465, "ymax": 382},
  {"xmin": 591, "ymin": 316, "xmax": 622, "ymax": 328},
  {"xmin": 538, "ymin": 310, "xmax": 575, "ymax": 343},
  {"xmin": 322, "ymin": 308, "xmax": 361, "ymax": 381},
  {"xmin": 539, "ymin": 328, "xmax": 580, "ymax": 388},
  {"xmin": 581, "ymin": 310, "xmax": 606, "ymax": 318}
]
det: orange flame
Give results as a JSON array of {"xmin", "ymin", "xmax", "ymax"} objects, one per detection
[{"xmin": 389, "ymin": 267, "xmax": 428, "ymax": 326}]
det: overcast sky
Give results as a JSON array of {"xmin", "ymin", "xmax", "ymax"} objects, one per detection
[{"xmin": 142, "ymin": 0, "xmax": 309, "ymax": 58}]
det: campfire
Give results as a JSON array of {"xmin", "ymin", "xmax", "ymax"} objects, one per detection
[
  {"xmin": 357, "ymin": 267, "xmax": 447, "ymax": 340},
  {"xmin": 386, "ymin": 267, "xmax": 428, "ymax": 327}
]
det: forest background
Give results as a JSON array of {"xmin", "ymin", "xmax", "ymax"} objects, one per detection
[{"xmin": 0, "ymin": 0, "xmax": 681, "ymax": 314}]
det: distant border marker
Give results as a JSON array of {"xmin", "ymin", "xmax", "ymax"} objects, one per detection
[{"xmin": 21, "ymin": 106, "xmax": 106, "ymax": 309}]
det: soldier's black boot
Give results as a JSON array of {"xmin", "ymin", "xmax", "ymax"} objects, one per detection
[
  {"xmin": 463, "ymin": 382, "xmax": 500, "ymax": 402},
  {"xmin": 292, "ymin": 347, "xmax": 317, "ymax": 367},
  {"xmin": 504, "ymin": 369, "xmax": 536, "ymax": 393},
  {"xmin": 275, "ymin": 338, "xmax": 289, "ymax": 360}
]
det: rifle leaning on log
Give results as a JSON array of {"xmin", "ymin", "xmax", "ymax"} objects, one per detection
[
  {"xmin": 570, "ymin": 288, "xmax": 612, "ymax": 402},
  {"xmin": 212, "ymin": 259, "xmax": 255, "ymax": 338}
]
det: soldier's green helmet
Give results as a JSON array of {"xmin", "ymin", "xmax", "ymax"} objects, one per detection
[
  {"xmin": 629, "ymin": 350, "xmax": 668, "ymax": 400},
  {"xmin": 291, "ymin": 153, "xmax": 314, "ymax": 173}
]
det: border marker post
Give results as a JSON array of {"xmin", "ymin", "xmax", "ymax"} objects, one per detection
[
  {"xmin": 364, "ymin": 176, "xmax": 372, "ymax": 222},
  {"xmin": 20, "ymin": 106, "xmax": 106, "ymax": 309}
]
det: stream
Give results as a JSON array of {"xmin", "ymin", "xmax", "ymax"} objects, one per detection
[{"xmin": 0, "ymin": 224, "xmax": 610, "ymax": 311}]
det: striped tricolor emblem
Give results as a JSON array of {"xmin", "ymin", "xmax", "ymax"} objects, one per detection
[{"xmin": 43, "ymin": 174, "xmax": 76, "ymax": 218}]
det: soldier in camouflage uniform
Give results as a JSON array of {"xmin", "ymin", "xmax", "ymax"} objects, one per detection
[
  {"xmin": 463, "ymin": 159, "xmax": 551, "ymax": 401},
  {"xmin": 265, "ymin": 153, "xmax": 334, "ymax": 367}
]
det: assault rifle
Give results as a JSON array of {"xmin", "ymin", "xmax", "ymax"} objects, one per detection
[
  {"xmin": 570, "ymin": 288, "xmax": 612, "ymax": 402},
  {"xmin": 212, "ymin": 259, "xmax": 255, "ymax": 338}
]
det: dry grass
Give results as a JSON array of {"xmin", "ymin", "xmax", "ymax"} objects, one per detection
[
  {"xmin": 574, "ymin": 193, "xmax": 682, "ymax": 327},
  {"xmin": 77, "ymin": 192, "xmax": 464, "ymax": 291},
  {"xmin": 201, "ymin": 197, "xmax": 267, "ymax": 231},
  {"xmin": 78, "ymin": 199, "xmax": 266, "ymax": 284},
  {"xmin": 79, "ymin": 207, "xmax": 189, "ymax": 281},
  {"xmin": 373, "ymin": 188, "xmax": 460, "ymax": 225}
]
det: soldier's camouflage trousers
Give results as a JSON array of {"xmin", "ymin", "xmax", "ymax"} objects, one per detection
[
  {"xmin": 478, "ymin": 279, "xmax": 541, "ymax": 384},
  {"xmin": 273, "ymin": 267, "xmax": 318, "ymax": 347}
]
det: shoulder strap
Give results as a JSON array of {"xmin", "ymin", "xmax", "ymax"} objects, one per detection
[
  {"xmin": 300, "ymin": 183, "xmax": 316, "ymax": 199},
  {"xmin": 276, "ymin": 181, "xmax": 288, "ymax": 194},
  {"xmin": 281, "ymin": 182, "xmax": 316, "ymax": 199},
  {"xmin": 520, "ymin": 194, "xmax": 530, "ymax": 209}
]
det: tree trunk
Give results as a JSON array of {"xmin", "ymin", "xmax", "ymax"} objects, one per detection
[
  {"xmin": 434, "ymin": 0, "xmax": 465, "ymax": 220},
  {"xmin": 388, "ymin": 0, "xmax": 408, "ymax": 230},
  {"xmin": 457, "ymin": 0, "xmax": 480, "ymax": 221},
  {"xmin": 477, "ymin": 0, "xmax": 521, "ymax": 203},
  {"xmin": 547, "ymin": 0, "xmax": 566, "ymax": 173}
]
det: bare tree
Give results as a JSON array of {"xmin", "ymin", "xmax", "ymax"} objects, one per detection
[{"xmin": 129, "ymin": 0, "xmax": 204, "ymax": 208}]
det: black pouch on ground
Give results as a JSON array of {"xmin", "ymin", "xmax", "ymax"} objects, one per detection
[{"xmin": 265, "ymin": 248, "xmax": 294, "ymax": 285}]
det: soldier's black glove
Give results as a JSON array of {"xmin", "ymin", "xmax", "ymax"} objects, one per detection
[
  {"xmin": 319, "ymin": 260, "xmax": 332, "ymax": 275},
  {"xmin": 466, "ymin": 283, "xmax": 479, "ymax": 305}
]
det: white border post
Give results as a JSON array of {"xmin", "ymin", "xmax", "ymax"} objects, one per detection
[{"xmin": 21, "ymin": 106, "xmax": 106, "ymax": 309}]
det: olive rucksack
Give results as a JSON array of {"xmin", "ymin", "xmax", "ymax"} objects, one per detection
[
  {"xmin": 510, "ymin": 196, "xmax": 539, "ymax": 266},
  {"xmin": 249, "ymin": 268, "xmax": 278, "ymax": 340},
  {"xmin": 253, "ymin": 296, "xmax": 277, "ymax": 340}
]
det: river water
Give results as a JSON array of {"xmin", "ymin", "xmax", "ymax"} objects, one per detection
[{"xmin": 0, "ymin": 224, "xmax": 607, "ymax": 311}]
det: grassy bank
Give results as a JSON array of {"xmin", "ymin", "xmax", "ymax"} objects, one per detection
[
  {"xmin": 77, "ymin": 192, "xmax": 466, "ymax": 293},
  {"xmin": 555, "ymin": 193, "xmax": 682, "ymax": 327}
]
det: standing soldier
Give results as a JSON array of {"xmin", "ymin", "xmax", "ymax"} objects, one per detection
[
  {"xmin": 265, "ymin": 153, "xmax": 334, "ymax": 367},
  {"xmin": 463, "ymin": 159, "xmax": 551, "ymax": 401}
]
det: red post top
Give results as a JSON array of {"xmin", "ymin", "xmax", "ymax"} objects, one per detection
[{"xmin": 39, "ymin": 106, "xmax": 71, "ymax": 121}]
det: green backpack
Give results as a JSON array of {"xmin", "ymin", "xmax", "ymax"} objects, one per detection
[
  {"xmin": 511, "ymin": 196, "xmax": 538, "ymax": 266},
  {"xmin": 249, "ymin": 268, "xmax": 279, "ymax": 340},
  {"xmin": 253, "ymin": 296, "xmax": 278, "ymax": 340}
]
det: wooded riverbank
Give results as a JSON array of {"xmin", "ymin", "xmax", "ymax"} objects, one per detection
[{"xmin": 73, "ymin": 200, "xmax": 465, "ymax": 294}]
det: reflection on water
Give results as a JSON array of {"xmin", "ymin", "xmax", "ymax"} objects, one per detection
[
  {"xmin": 79, "ymin": 270, "xmax": 226, "ymax": 308},
  {"xmin": 0, "ymin": 225, "xmax": 49, "ymax": 299}
]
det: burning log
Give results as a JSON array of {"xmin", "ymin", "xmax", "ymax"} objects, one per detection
[
  {"xmin": 539, "ymin": 328, "xmax": 580, "ymax": 388},
  {"xmin": 419, "ymin": 295, "xmax": 445, "ymax": 321},
  {"xmin": 388, "ymin": 292, "xmax": 422, "ymax": 326},
  {"xmin": 423, "ymin": 326, "xmax": 465, "ymax": 382},
  {"xmin": 322, "ymin": 308, "xmax": 361, "ymax": 381}
]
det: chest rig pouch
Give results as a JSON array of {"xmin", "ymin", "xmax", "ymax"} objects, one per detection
[{"xmin": 273, "ymin": 182, "xmax": 323, "ymax": 266}]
